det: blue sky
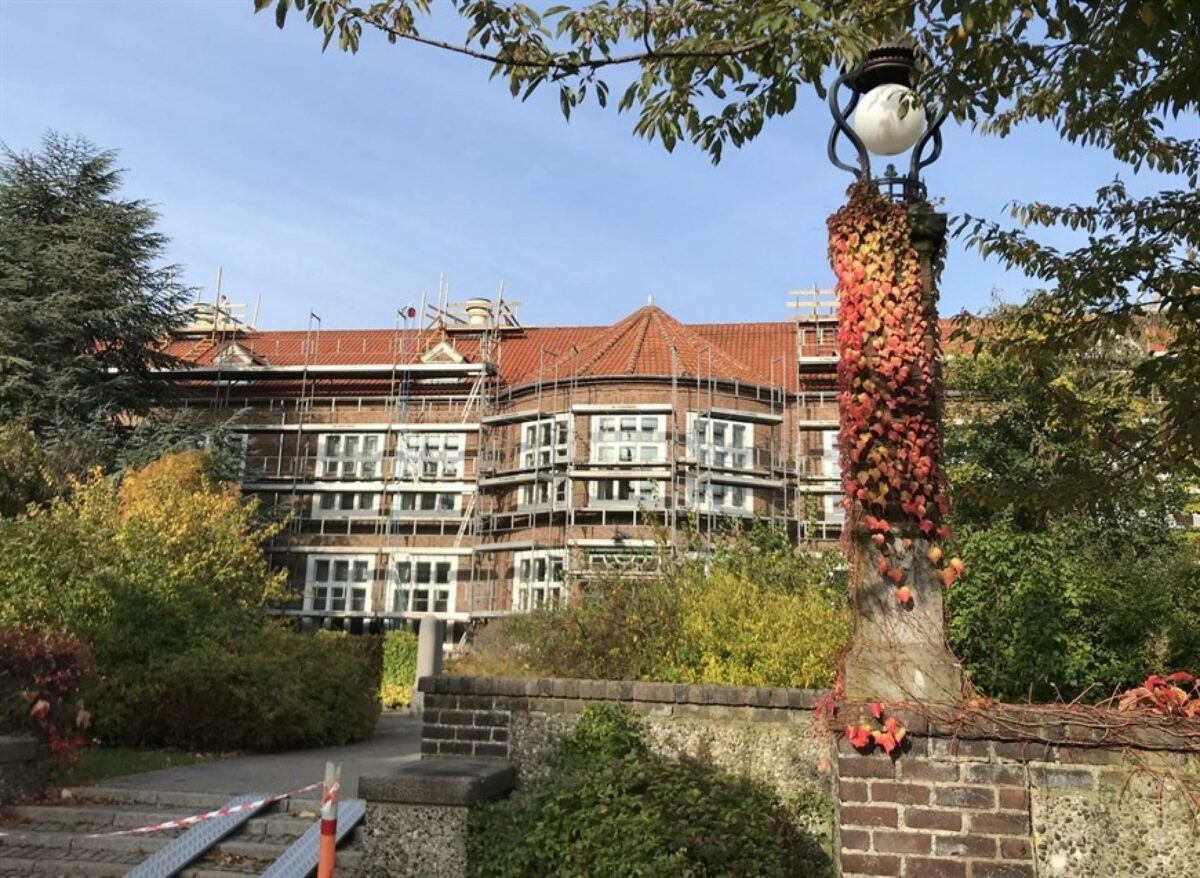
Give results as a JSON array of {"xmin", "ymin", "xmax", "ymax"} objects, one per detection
[{"xmin": 0, "ymin": 0, "xmax": 1180, "ymax": 330}]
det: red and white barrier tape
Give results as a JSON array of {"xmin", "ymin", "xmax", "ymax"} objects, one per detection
[{"xmin": 83, "ymin": 780, "xmax": 323, "ymax": 838}]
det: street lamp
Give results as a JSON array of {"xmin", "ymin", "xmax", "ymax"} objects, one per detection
[{"xmin": 827, "ymin": 41, "xmax": 948, "ymax": 202}]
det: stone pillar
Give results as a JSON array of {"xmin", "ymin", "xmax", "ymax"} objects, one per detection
[
  {"xmin": 842, "ymin": 204, "xmax": 962, "ymax": 704},
  {"xmin": 411, "ymin": 618, "xmax": 444, "ymax": 711}
]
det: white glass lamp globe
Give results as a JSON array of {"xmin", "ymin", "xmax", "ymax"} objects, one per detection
[{"xmin": 852, "ymin": 83, "xmax": 927, "ymax": 156}]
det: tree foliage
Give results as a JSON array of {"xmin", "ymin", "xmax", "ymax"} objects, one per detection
[
  {"xmin": 943, "ymin": 325, "xmax": 1200, "ymax": 701},
  {"xmin": 0, "ymin": 133, "xmax": 185, "ymax": 434},
  {"xmin": 261, "ymin": 0, "xmax": 1199, "ymax": 467},
  {"xmin": 0, "ymin": 451, "xmax": 285, "ymax": 667}
]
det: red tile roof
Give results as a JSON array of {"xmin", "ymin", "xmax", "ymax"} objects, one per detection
[{"xmin": 162, "ymin": 305, "xmax": 805, "ymax": 391}]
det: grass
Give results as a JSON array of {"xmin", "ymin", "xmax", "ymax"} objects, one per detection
[{"xmin": 62, "ymin": 746, "xmax": 229, "ymax": 785}]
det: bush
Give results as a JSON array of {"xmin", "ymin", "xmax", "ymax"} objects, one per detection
[
  {"xmin": 91, "ymin": 626, "xmax": 382, "ymax": 751},
  {"xmin": 0, "ymin": 625, "xmax": 93, "ymax": 761},
  {"xmin": 947, "ymin": 509, "xmax": 1200, "ymax": 702},
  {"xmin": 467, "ymin": 704, "xmax": 825, "ymax": 877},
  {"xmin": 380, "ymin": 629, "xmax": 419, "ymax": 708},
  {"xmin": 458, "ymin": 525, "xmax": 851, "ymax": 689}
]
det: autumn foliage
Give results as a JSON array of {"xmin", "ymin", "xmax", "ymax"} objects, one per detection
[
  {"xmin": 0, "ymin": 626, "xmax": 93, "ymax": 762},
  {"xmin": 828, "ymin": 183, "xmax": 961, "ymax": 602},
  {"xmin": 1117, "ymin": 672, "xmax": 1200, "ymax": 718},
  {"xmin": 844, "ymin": 701, "xmax": 908, "ymax": 756}
]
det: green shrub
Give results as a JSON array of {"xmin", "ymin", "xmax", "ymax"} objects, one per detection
[
  {"xmin": 91, "ymin": 626, "xmax": 382, "ymax": 751},
  {"xmin": 380, "ymin": 629, "xmax": 419, "ymax": 708},
  {"xmin": 458, "ymin": 524, "xmax": 851, "ymax": 689},
  {"xmin": 467, "ymin": 704, "xmax": 826, "ymax": 877},
  {"xmin": 947, "ymin": 509, "xmax": 1200, "ymax": 702}
]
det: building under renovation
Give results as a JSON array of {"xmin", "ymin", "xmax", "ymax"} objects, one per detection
[{"xmin": 162, "ymin": 291, "xmax": 847, "ymax": 644}]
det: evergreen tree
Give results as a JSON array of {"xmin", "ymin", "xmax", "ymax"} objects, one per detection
[{"xmin": 0, "ymin": 133, "xmax": 184, "ymax": 435}]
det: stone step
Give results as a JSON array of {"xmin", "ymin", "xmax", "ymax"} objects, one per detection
[{"xmin": 62, "ymin": 787, "xmax": 328, "ymax": 815}]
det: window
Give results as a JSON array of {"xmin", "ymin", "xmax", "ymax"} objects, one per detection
[
  {"xmin": 395, "ymin": 491, "xmax": 460, "ymax": 514},
  {"xmin": 823, "ymin": 494, "xmax": 846, "ymax": 526},
  {"xmin": 590, "ymin": 479, "xmax": 661, "ymax": 507},
  {"xmin": 513, "ymin": 550, "xmax": 566, "ymax": 611},
  {"xmin": 821, "ymin": 430, "xmax": 840, "ymax": 479},
  {"xmin": 686, "ymin": 479, "xmax": 752, "ymax": 514},
  {"xmin": 392, "ymin": 556, "xmax": 456, "ymax": 614},
  {"xmin": 688, "ymin": 415, "xmax": 751, "ymax": 469},
  {"xmin": 520, "ymin": 416, "xmax": 570, "ymax": 468},
  {"xmin": 313, "ymin": 491, "xmax": 379, "ymax": 518},
  {"xmin": 307, "ymin": 555, "xmax": 373, "ymax": 613},
  {"xmin": 585, "ymin": 548, "xmax": 660, "ymax": 575},
  {"xmin": 318, "ymin": 433, "xmax": 383, "ymax": 479},
  {"xmin": 398, "ymin": 433, "xmax": 464, "ymax": 479},
  {"xmin": 518, "ymin": 477, "xmax": 568, "ymax": 508},
  {"xmin": 592, "ymin": 415, "xmax": 665, "ymax": 465}
]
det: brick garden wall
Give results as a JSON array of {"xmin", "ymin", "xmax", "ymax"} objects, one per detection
[{"xmin": 416, "ymin": 677, "xmax": 1199, "ymax": 877}]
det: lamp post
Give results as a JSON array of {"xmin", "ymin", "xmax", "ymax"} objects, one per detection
[
  {"xmin": 827, "ymin": 41, "xmax": 948, "ymax": 203},
  {"xmin": 826, "ymin": 42, "xmax": 962, "ymax": 704}
]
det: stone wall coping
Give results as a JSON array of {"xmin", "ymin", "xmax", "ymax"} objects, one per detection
[
  {"xmin": 417, "ymin": 675, "xmax": 824, "ymax": 710},
  {"xmin": 358, "ymin": 760, "xmax": 516, "ymax": 807},
  {"xmin": 842, "ymin": 701, "xmax": 1200, "ymax": 753},
  {"xmin": 0, "ymin": 735, "xmax": 40, "ymax": 765}
]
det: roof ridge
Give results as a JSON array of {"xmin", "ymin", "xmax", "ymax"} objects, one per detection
[{"xmin": 624, "ymin": 311, "xmax": 653, "ymax": 374}]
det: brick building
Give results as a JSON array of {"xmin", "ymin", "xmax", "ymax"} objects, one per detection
[{"xmin": 162, "ymin": 293, "xmax": 848, "ymax": 643}]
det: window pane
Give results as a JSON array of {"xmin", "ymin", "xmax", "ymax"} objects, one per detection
[
  {"xmin": 412, "ymin": 591, "xmax": 429, "ymax": 612},
  {"xmin": 314, "ymin": 560, "xmax": 330, "ymax": 582},
  {"xmin": 416, "ymin": 562, "xmax": 432, "ymax": 584},
  {"xmin": 341, "ymin": 492, "xmax": 355, "ymax": 509},
  {"xmin": 433, "ymin": 593, "xmax": 448, "ymax": 613},
  {"xmin": 396, "ymin": 561, "xmax": 412, "ymax": 583},
  {"xmin": 363, "ymin": 435, "xmax": 379, "ymax": 455},
  {"xmin": 312, "ymin": 589, "xmax": 327, "ymax": 611},
  {"xmin": 350, "ymin": 590, "xmax": 366, "ymax": 612},
  {"xmin": 325, "ymin": 436, "xmax": 340, "ymax": 456},
  {"xmin": 436, "ymin": 563, "xmax": 451, "ymax": 584},
  {"xmin": 352, "ymin": 560, "xmax": 370, "ymax": 582},
  {"xmin": 319, "ymin": 493, "xmax": 335, "ymax": 510},
  {"xmin": 334, "ymin": 560, "xmax": 349, "ymax": 582},
  {"xmin": 345, "ymin": 436, "xmax": 360, "ymax": 456}
]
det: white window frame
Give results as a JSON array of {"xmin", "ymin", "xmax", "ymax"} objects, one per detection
[
  {"xmin": 393, "ymin": 490, "xmax": 462, "ymax": 516},
  {"xmin": 589, "ymin": 478, "xmax": 663, "ymax": 508},
  {"xmin": 397, "ymin": 432, "xmax": 464, "ymax": 480},
  {"xmin": 592, "ymin": 415, "xmax": 665, "ymax": 465},
  {"xmin": 317, "ymin": 433, "xmax": 384, "ymax": 479},
  {"xmin": 313, "ymin": 490, "xmax": 380, "ymax": 518},
  {"xmin": 520, "ymin": 415, "xmax": 570, "ymax": 468},
  {"xmin": 306, "ymin": 554, "xmax": 374, "ymax": 613},
  {"xmin": 391, "ymin": 555, "xmax": 457, "ymax": 615},
  {"xmin": 518, "ymin": 476, "xmax": 568, "ymax": 509},
  {"xmin": 823, "ymin": 493, "xmax": 846, "ymax": 525},
  {"xmin": 687, "ymin": 414, "xmax": 752, "ymax": 470},
  {"xmin": 686, "ymin": 478, "xmax": 753, "ymax": 515},
  {"xmin": 821, "ymin": 429, "xmax": 840, "ymax": 479},
  {"xmin": 585, "ymin": 548, "xmax": 660, "ymax": 576},
  {"xmin": 512, "ymin": 549, "xmax": 567, "ymax": 611}
]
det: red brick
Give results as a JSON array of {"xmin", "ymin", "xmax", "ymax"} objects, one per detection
[
  {"xmin": 902, "ymin": 856, "xmax": 967, "ymax": 878},
  {"xmin": 933, "ymin": 833, "xmax": 997, "ymax": 858},
  {"xmin": 840, "ymin": 756, "xmax": 899, "ymax": 779},
  {"xmin": 1000, "ymin": 837, "xmax": 1033, "ymax": 860},
  {"xmin": 871, "ymin": 781, "xmax": 929, "ymax": 805},
  {"xmin": 900, "ymin": 760, "xmax": 960, "ymax": 782},
  {"xmin": 840, "ymin": 804, "xmax": 898, "ymax": 827},
  {"xmin": 840, "ymin": 780, "xmax": 870, "ymax": 802},
  {"xmin": 841, "ymin": 852, "xmax": 901, "ymax": 876},
  {"xmin": 993, "ymin": 741, "xmax": 1053, "ymax": 762},
  {"xmin": 973, "ymin": 864, "xmax": 1035, "ymax": 878},
  {"xmin": 929, "ymin": 738, "xmax": 991, "ymax": 759},
  {"xmin": 998, "ymin": 787, "xmax": 1030, "ymax": 810},
  {"xmin": 934, "ymin": 786, "xmax": 996, "ymax": 809},
  {"xmin": 873, "ymin": 830, "xmax": 931, "ymax": 854},
  {"xmin": 962, "ymin": 763, "xmax": 1025, "ymax": 785},
  {"xmin": 903, "ymin": 808, "xmax": 962, "ymax": 831},
  {"xmin": 840, "ymin": 828, "xmax": 871, "ymax": 851},
  {"xmin": 970, "ymin": 811, "xmax": 1031, "ymax": 835}
]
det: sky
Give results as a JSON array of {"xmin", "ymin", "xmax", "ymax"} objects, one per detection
[{"xmin": 0, "ymin": 0, "xmax": 1183, "ymax": 330}]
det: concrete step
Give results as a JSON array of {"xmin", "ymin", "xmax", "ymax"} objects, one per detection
[{"xmin": 0, "ymin": 788, "xmax": 364, "ymax": 878}]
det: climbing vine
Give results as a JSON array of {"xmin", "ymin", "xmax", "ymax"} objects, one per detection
[{"xmin": 828, "ymin": 183, "xmax": 961, "ymax": 604}]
